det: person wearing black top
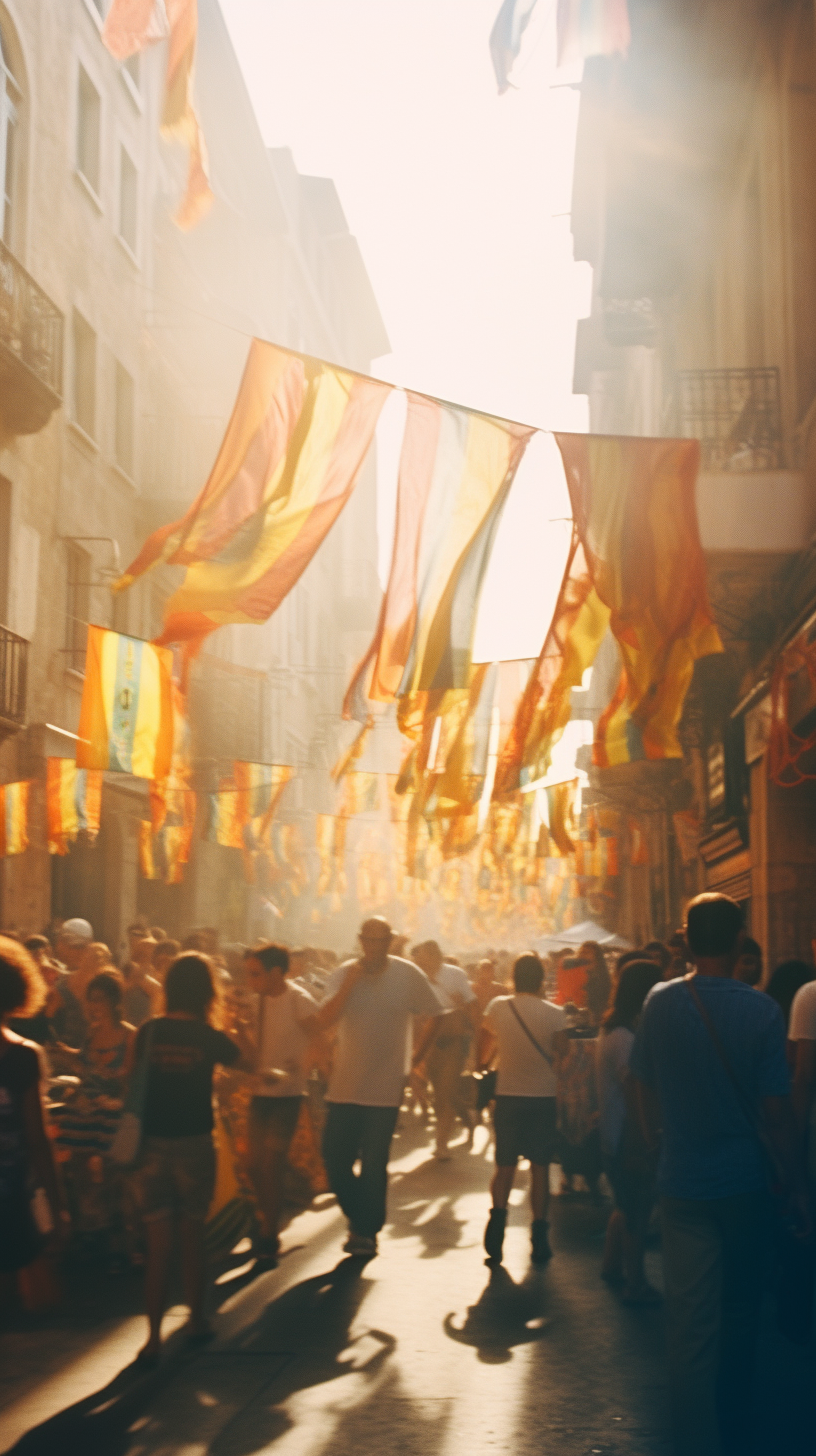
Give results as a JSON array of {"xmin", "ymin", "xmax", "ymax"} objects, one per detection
[
  {"xmin": 130, "ymin": 953, "xmax": 250, "ymax": 1366},
  {"xmin": 0, "ymin": 938, "xmax": 66, "ymax": 1286}
]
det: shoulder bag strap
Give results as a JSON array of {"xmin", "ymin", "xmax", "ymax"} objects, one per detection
[
  {"xmin": 508, "ymin": 999, "xmax": 553, "ymax": 1066},
  {"xmin": 684, "ymin": 976, "xmax": 754, "ymax": 1120},
  {"xmin": 684, "ymin": 976, "xmax": 784, "ymax": 1184}
]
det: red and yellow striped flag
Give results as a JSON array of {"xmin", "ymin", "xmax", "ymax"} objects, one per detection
[
  {"xmin": 76, "ymin": 628, "xmax": 174, "ymax": 780},
  {"xmin": 207, "ymin": 782, "xmax": 245, "ymax": 849},
  {"xmin": 0, "ymin": 781, "xmax": 29, "ymax": 857},
  {"xmin": 46, "ymin": 760, "xmax": 103, "ymax": 855},
  {"xmin": 556, "ymin": 434, "xmax": 722, "ymax": 767},
  {"xmin": 316, "ymin": 815, "xmax": 347, "ymax": 898},
  {"xmin": 102, "ymin": 0, "xmax": 212, "ymax": 230},
  {"xmin": 336, "ymin": 773, "xmax": 381, "ymax": 818},
  {"xmin": 345, "ymin": 393, "xmax": 532, "ymax": 718},
  {"xmin": 115, "ymin": 342, "xmax": 390, "ymax": 656},
  {"xmin": 494, "ymin": 533, "xmax": 608, "ymax": 796},
  {"xmin": 138, "ymin": 820, "xmax": 159, "ymax": 880}
]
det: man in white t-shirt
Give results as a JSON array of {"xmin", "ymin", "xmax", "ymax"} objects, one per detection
[
  {"xmin": 790, "ymin": 977, "xmax": 816, "ymax": 1184},
  {"xmin": 244, "ymin": 944, "xmax": 322, "ymax": 1267},
  {"xmin": 411, "ymin": 941, "xmax": 478, "ymax": 1159},
  {"xmin": 479, "ymin": 952, "xmax": 564, "ymax": 1266},
  {"xmin": 317, "ymin": 917, "xmax": 445, "ymax": 1257}
]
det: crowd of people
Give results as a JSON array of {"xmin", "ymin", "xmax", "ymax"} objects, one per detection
[{"xmin": 1, "ymin": 895, "xmax": 815, "ymax": 1455}]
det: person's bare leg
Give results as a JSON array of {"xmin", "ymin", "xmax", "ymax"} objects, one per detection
[
  {"xmin": 143, "ymin": 1216, "xmax": 173, "ymax": 1355},
  {"xmin": 485, "ymin": 1165, "xmax": 515, "ymax": 1262},
  {"xmin": 490, "ymin": 1165, "xmax": 515, "ymax": 1209},
  {"xmin": 180, "ymin": 1217, "xmax": 209, "ymax": 1336}
]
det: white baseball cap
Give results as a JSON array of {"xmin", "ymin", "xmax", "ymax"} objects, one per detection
[{"xmin": 61, "ymin": 917, "xmax": 93, "ymax": 944}]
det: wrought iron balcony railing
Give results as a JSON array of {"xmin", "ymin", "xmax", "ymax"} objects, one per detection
[
  {"xmin": 0, "ymin": 239, "xmax": 63, "ymax": 434},
  {"xmin": 677, "ymin": 367, "xmax": 783, "ymax": 472},
  {"xmin": 0, "ymin": 625, "xmax": 28, "ymax": 731}
]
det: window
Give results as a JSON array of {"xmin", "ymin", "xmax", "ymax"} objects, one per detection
[
  {"xmin": 118, "ymin": 145, "xmax": 137, "ymax": 252},
  {"xmin": 72, "ymin": 309, "xmax": 96, "ymax": 438},
  {"xmin": 0, "ymin": 29, "xmax": 20, "ymax": 248},
  {"xmin": 65, "ymin": 544, "xmax": 90, "ymax": 673},
  {"xmin": 115, "ymin": 361, "xmax": 134, "ymax": 475},
  {"xmin": 76, "ymin": 65, "xmax": 101, "ymax": 196}
]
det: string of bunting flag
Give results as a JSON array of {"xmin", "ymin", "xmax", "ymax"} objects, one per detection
[{"xmin": 52, "ymin": 334, "xmax": 722, "ymax": 917}]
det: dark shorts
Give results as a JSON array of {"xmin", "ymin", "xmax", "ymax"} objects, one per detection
[
  {"xmin": 493, "ymin": 1095, "xmax": 558, "ymax": 1167},
  {"xmin": 248, "ymin": 1095, "xmax": 302, "ymax": 1148},
  {"xmin": 132, "ymin": 1133, "xmax": 216, "ymax": 1223}
]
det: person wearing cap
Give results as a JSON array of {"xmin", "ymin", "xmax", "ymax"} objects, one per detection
[{"xmin": 50, "ymin": 919, "xmax": 94, "ymax": 1046}]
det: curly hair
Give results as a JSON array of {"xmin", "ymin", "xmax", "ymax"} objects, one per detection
[
  {"xmin": 86, "ymin": 969, "xmax": 125, "ymax": 1015},
  {"xmin": 0, "ymin": 935, "xmax": 47, "ymax": 1019}
]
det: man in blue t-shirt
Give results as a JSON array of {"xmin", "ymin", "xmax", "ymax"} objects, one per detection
[{"xmin": 631, "ymin": 893, "xmax": 810, "ymax": 1456}]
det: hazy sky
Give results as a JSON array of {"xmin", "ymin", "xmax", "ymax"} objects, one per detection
[{"xmin": 219, "ymin": 0, "xmax": 589, "ymax": 658}]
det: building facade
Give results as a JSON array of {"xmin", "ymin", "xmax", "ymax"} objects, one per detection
[
  {"xmin": 0, "ymin": 0, "xmax": 388, "ymax": 951},
  {"xmin": 569, "ymin": 0, "xmax": 816, "ymax": 961}
]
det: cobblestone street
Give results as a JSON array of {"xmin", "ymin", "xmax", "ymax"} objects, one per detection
[{"xmin": 3, "ymin": 1116, "xmax": 812, "ymax": 1456}]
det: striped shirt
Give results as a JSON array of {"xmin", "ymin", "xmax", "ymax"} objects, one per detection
[{"xmin": 630, "ymin": 975, "xmax": 789, "ymax": 1199}]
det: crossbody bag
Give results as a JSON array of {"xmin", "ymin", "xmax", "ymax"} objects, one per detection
[
  {"xmin": 508, "ymin": 998, "xmax": 554, "ymax": 1069},
  {"xmin": 685, "ymin": 976, "xmax": 785, "ymax": 1192}
]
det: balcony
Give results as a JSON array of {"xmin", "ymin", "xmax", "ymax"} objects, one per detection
[
  {"xmin": 677, "ymin": 367, "xmax": 783, "ymax": 472},
  {"xmin": 0, "ymin": 240, "xmax": 63, "ymax": 437},
  {"xmin": 0, "ymin": 626, "xmax": 28, "ymax": 738}
]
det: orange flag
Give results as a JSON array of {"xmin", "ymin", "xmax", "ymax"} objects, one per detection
[{"xmin": 102, "ymin": 0, "xmax": 213, "ymax": 229}]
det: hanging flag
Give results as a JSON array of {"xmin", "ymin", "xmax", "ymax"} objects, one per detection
[
  {"xmin": 114, "ymin": 341, "xmax": 390, "ymax": 656},
  {"xmin": 150, "ymin": 680, "xmax": 193, "ymax": 834},
  {"xmin": 386, "ymin": 775, "xmax": 413, "ymax": 824},
  {"xmin": 556, "ymin": 0, "xmax": 631, "ymax": 67},
  {"xmin": 432, "ymin": 664, "xmax": 493, "ymax": 818},
  {"xmin": 138, "ymin": 820, "xmax": 159, "ymax": 880},
  {"xmin": 315, "ymin": 815, "xmax": 347, "ymax": 897},
  {"xmin": 102, "ymin": 0, "xmax": 213, "ymax": 230},
  {"xmin": 0, "ymin": 781, "xmax": 29, "ymax": 857},
  {"xmin": 46, "ymin": 760, "xmax": 103, "ymax": 854},
  {"xmin": 546, "ymin": 779, "xmax": 578, "ymax": 857},
  {"xmin": 345, "ymin": 393, "xmax": 532, "ymax": 718},
  {"xmin": 494, "ymin": 532, "xmax": 608, "ymax": 795},
  {"xmin": 490, "ymin": 0, "xmax": 540, "ymax": 92},
  {"xmin": 398, "ymin": 403, "xmax": 532, "ymax": 696},
  {"xmin": 232, "ymin": 762, "xmax": 293, "ymax": 826},
  {"xmin": 76, "ymin": 627, "xmax": 174, "ymax": 780},
  {"xmin": 601, "ymin": 836, "xmax": 619, "ymax": 876},
  {"xmin": 555, "ymin": 434, "xmax": 722, "ymax": 766},
  {"xmin": 331, "ymin": 719, "xmax": 374, "ymax": 780},
  {"xmin": 206, "ymin": 782, "xmax": 245, "ymax": 849},
  {"xmin": 337, "ymin": 773, "xmax": 381, "ymax": 818},
  {"xmin": 276, "ymin": 823, "xmax": 308, "ymax": 895},
  {"xmin": 163, "ymin": 822, "xmax": 193, "ymax": 884}
]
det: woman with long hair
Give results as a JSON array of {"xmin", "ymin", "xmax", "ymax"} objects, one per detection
[
  {"xmin": 129, "ymin": 953, "xmax": 251, "ymax": 1365},
  {"xmin": 597, "ymin": 957, "xmax": 661, "ymax": 1304},
  {"xmin": 0, "ymin": 938, "xmax": 65, "ymax": 1299}
]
